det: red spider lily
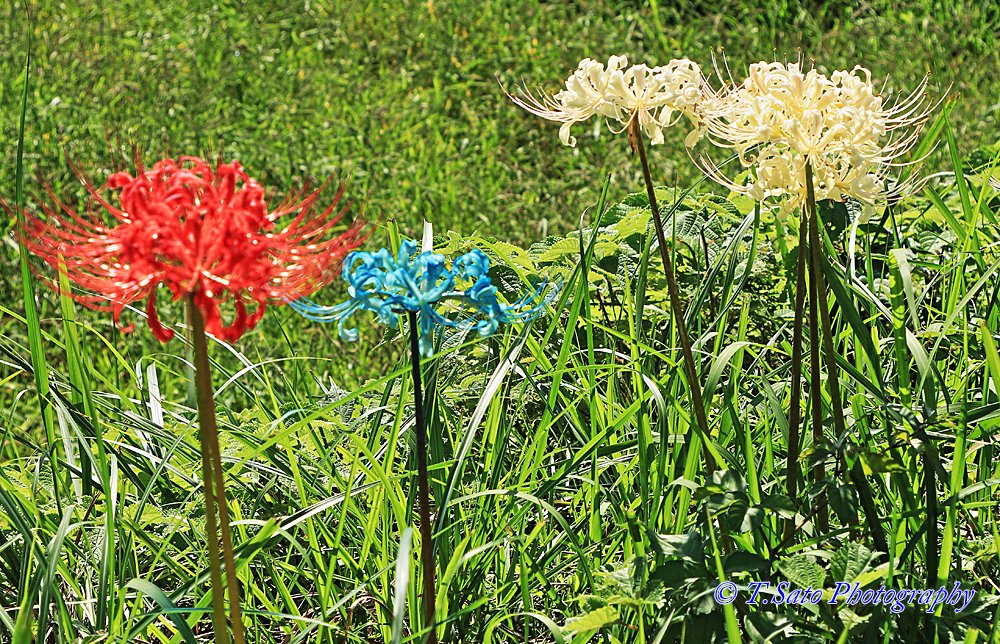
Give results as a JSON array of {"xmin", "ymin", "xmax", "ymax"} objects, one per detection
[{"xmin": 19, "ymin": 156, "xmax": 368, "ymax": 342}]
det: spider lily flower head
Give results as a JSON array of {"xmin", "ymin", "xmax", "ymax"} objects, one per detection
[
  {"xmin": 290, "ymin": 238, "xmax": 551, "ymax": 357},
  {"xmin": 19, "ymin": 156, "xmax": 368, "ymax": 342},
  {"xmin": 697, "ymin": 58, "xmax": 937, "ymax": 214},
  {"xmin": 508, "ymin": 55, "xmax": 710, "ymax": 148}
]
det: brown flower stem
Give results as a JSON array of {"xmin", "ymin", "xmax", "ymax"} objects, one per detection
[
  {"xmin": 784, "ymin": 211, "xmax": 809, "ymax": 541},
  {"xmin": 408, "ymin": 311, "xmax": 438, "ymax": 644},
  {"xmin": 189, "ymin": 296, "xmax": 246, "ymax": 644},
  {"xmin": 803, "ymin": 164, "xmax": 828, "ymax": 534},
  {"xmin": 630, "ymin": 119, "xmax": 716, "ymax": 474}
]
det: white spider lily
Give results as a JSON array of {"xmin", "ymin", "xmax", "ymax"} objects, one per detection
[
  {"xmin": 508, "ymin": 55, "xmax": 710, "ymax": 147},
  {"xmin": 697, "ymin": 58, "xmax": 938, "ymax": 214}
]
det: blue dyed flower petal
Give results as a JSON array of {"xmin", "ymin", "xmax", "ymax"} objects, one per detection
[{"xmin": 289, "ymin": 239, "xmax": 554, "ymax": 357}]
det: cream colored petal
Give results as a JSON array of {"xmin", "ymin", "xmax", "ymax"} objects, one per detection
[{"xmin": 559, "ymin": 122, "xmax": 577, "ymax": 147}]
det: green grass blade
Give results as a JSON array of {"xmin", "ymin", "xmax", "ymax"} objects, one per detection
[
  {"xmin": 390, "ymin": 527, "xmax": 413, "ymax": 644},
  {"xmin": 125, "ymin": 579, "xmax": 198, "ymax": 644},
  {"xmin": 12, "ymin": 9, "xmax": 58, "ymax": 481}
]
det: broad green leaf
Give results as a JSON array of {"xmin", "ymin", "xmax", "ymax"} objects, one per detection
[
  {"xmin": 830, "ymin": 543, "xmax": 875, "ymax": 583},
  {"xmin": 648, "ymin": 530, "xmax": 704, "ymax": 562},
  {"xmin": 776, "ymin": 555, "xmax": 826, "ymax": 589},
  {"xmin": 564, "ymin": 605, "xmax": 619, "ymax": 634}
]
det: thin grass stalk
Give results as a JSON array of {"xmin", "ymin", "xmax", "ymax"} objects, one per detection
[
  {"xmin": 629, "ymin": 119, "xmax": 714, "ymax": 474},
  {"xmin": 706, "ymin": 507, "xmax": 742, "ymax": 642},
  {"xmin": 56, "ymin": 261, "xmax": 115, "ymax": 629},
  {"xmin": 889, "ymin": 251, "xmax": 937, "ymax": 574},
  {"xmin": 14, "ymin": 20, "xmax": 64, "ymax": 509},
  {"xmin": 937, "ymin": 265, "xmax": 971, "ymax": 589},
  {"xmin": 188, "ymin": 296, "xmax": 245, "ymax": 644},
  {"xmin": 12, "ymin": 28, "xmax": 63, "ymax": 644},
  {"xmin": 407, "ymin": 310, "xmax": 438, "ymax": 644},
  {"xmin": 632, "ymin": 233, "xmax": 653, "ymax": 527},
  {"xmin": 937, "ymin": 399, "xmax": 966, "ymax": 589},
  {"xmin": 923, "ymin": 440, "xmax": 939, "ymax": 586},
  {"xmin": 784, "ymin": 211, "xmax": 809, "ymax": 541}
]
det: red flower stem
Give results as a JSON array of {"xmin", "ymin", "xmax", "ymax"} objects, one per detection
[
  {"xmin": 407, "ymin": 310, "xmax": 437, "ymax": 644},
  {"xmin": 189, "ymin": 295, "xmax": 246, "ymax": 644},
  {"xmin": 630, "ymin": 119, "xmax": 716, "ymax": 474}
]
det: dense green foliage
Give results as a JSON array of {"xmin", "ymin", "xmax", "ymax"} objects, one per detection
[{"xmin": 2, "ymin": 1, "xmax": 1000, "ymax": 642}]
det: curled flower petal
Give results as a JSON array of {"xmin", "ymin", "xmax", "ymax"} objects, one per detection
[
  {"xmin": 290, "ymin": 238, "xmax": 554, "ymax": 357},
  {"xmin": 508, "ymin": 55, "xmax": 709, "ymax": 147},
  {"xmin": 146, "ymin": 290, "xmax": 175, "ymax": 342}
]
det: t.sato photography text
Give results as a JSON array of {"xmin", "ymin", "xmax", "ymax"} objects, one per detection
[{"xmin": 713, "ymin": 581, "xmax": 976, "ymax": 614}]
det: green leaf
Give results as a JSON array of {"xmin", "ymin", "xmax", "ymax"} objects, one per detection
[
  {"xmin": 125, "ymin": 580, "xmax": 197, "ymax": 644},
  {"xmin": 648, "ymin": 530, "xmax": 704, "ymax": 562},
  {"xmin": 760, "ymin": 494, "xmax": 797, "ymax": 519},
  {"xmin": 745, "ymin": 612, "xmax": 795, "ymax": 641},
  {"xmin": 724, "ymin": 551, "xmax": 768, "ymax": 574},
  {"xmin": 827, "ymin": 482, "xmax": 860, "ymax": 526},
  {"xmin": 703, "ymin": 341, "xmax": 752, "ymax": 405},
  {"xmin": 857, "ymin": 450, "xmax": 906, "ymax": 475},
  {"xmin": 816, "ymin": 198, "xmax": 862, "ymax": 237},
  {"xmin": 489, "ymin": 240, "xmax": 535, "ymax": 270},
  {"xmin": 651, "ymin": 561, "xmax": 707, "ymax": 590},
  {"xmin": 538, "ymin": 236, "xmax": 584, "ymax": 263},
  {"xmin": 484, "ymin": 612, "xmax": 567, "ymax": 644},
  {"xmin": 723, "ymin": 501, "xmax": 764, "ymax": 533},
  {"xmin": 776, "ymin": 554, "xmax": 826, "ymax": 589},
  {"xmin": 607, "ymin": 208, "xmax": 652, "ymax": 240},
  {"xmin": 980, "ymin": 320, "xmax": 1000, "ymax": 398},
  {"xmin": 564, "ymin": 605, "xmax": 619, "ymax": 634},
  {"xmin": 830, "ymin": 543, "xmax": 875, "ymax": 583},
  {"xmin": 592, "ymin": 240, "xmax": 622, "ymax": 261},
  {"xmin": 705, "ymin": 469, "xmax": 747, "ymax": 495}
]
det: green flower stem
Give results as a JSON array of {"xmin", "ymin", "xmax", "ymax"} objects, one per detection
[
  {"xmin": 804, "ymin": 162, "xmax": 888, "ymax": 554},
  {"xmin": 189, "ymin": 296, "xmax": 246, "ymax": 644},
  {"xmin": 784, "ymin": 211, "xmax": 809, "ymax": 541},
  {"xmin": 408, "ymin": 310, "xmax": 438, "ymax": 644},
  {"xmin": 805, "ymin": 162, "xmax": 846, "ymax": 455},
  {"xmin": 806, "ymin": 212, "xmax": 828, "ymax": 534},
  {"xmin": 630, "ymin": 119, "xmax": 716, "ymax": 474}
]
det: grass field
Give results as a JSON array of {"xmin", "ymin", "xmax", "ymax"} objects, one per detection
[
  {"xmin": 2, "ymin": 1, "xmax": 1000, "ymax": 642},
  {"xmin": 3, "ymin": 0, "xmax": 997, "ymax": 381},
  {"xmin": 1, "ymin": 1, "xmax": 997, "ymax": 241}
]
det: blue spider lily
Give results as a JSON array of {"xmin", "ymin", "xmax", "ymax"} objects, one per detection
[{"xmin": 290, "ymin": 238, "xmax": 551, "ymax": 357}]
